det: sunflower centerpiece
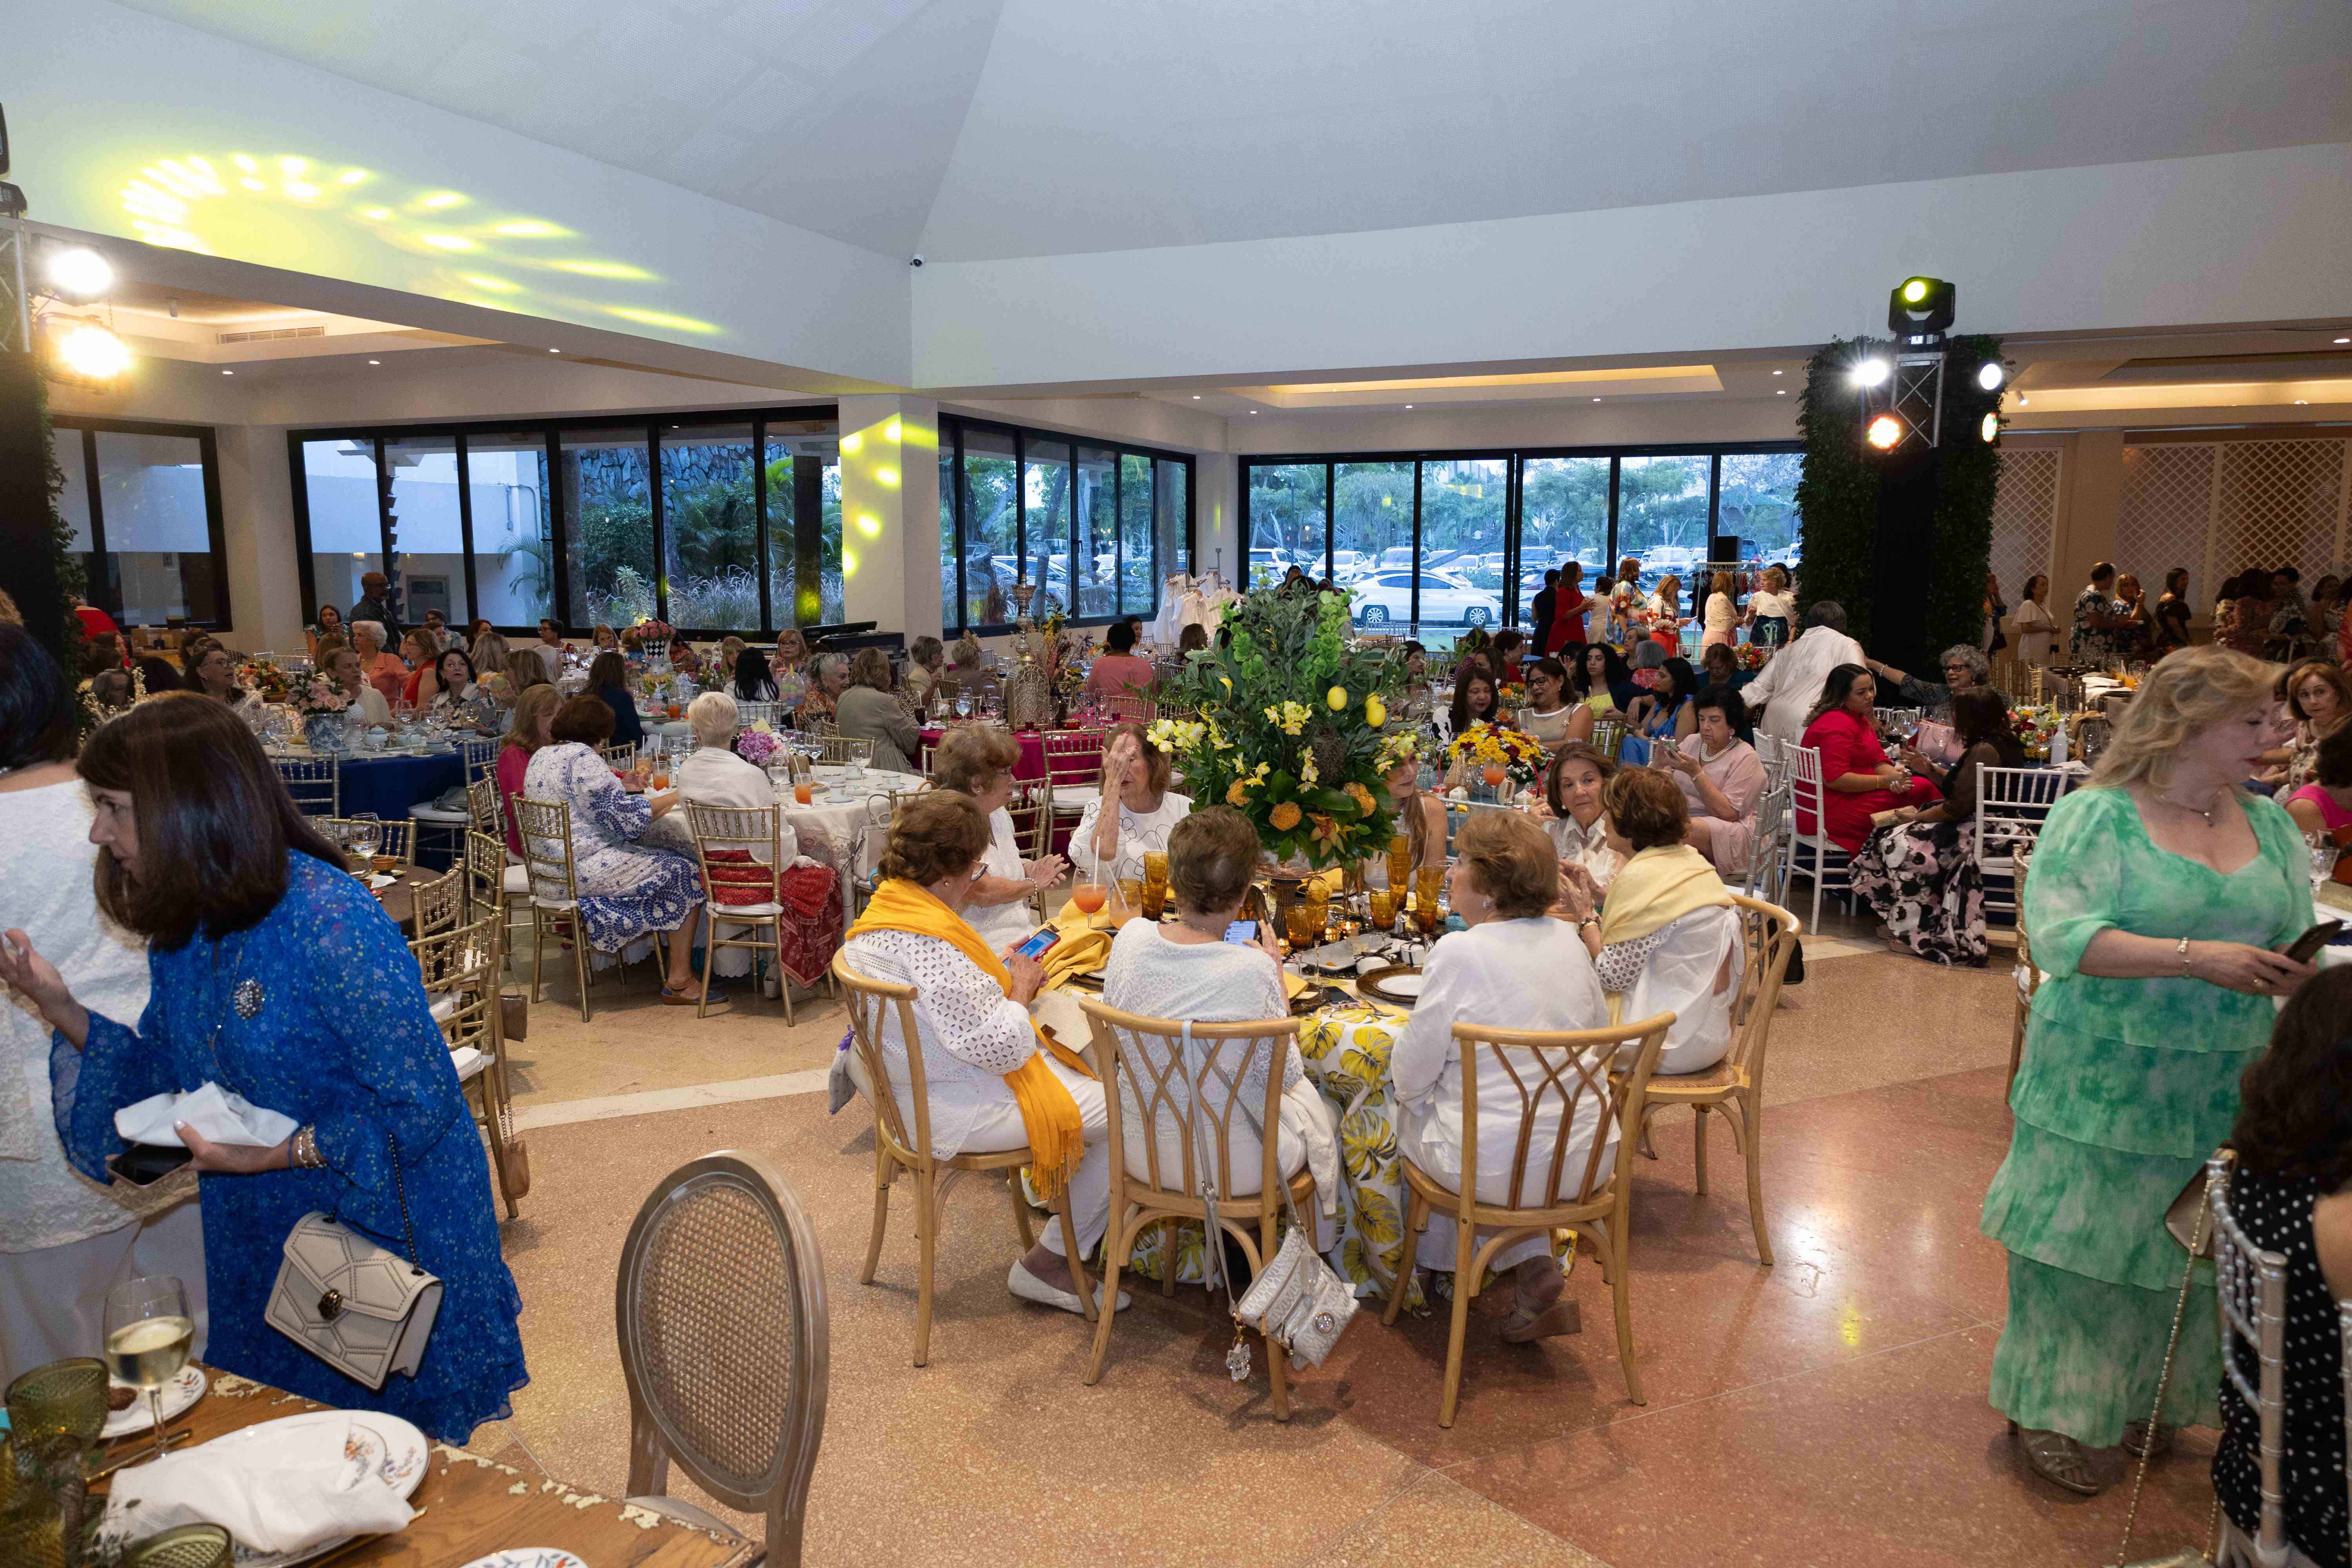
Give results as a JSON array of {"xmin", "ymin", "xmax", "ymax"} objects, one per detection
[{"xmin": 1152, "ymin": 588, "xmax": 1413, "ymax": 868}]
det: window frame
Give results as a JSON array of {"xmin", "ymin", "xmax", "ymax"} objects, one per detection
[
  {"xmin": 287, "ymin": 405, "xmax": 841, "ymax": 637},
  {"xmin": 51, "ymin": 414, "xmax": 232, "ymax": 632},
  {"xmin": 940, "ymin": 412, "xmax": 1196, "ymax": 636},
  {"xmin": 1240, "ymin": 439, "xmax": 1804, "ymax": 632}
]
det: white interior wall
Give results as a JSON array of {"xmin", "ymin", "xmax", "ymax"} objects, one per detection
[{"xmin": 913, "ymin": 142, "xmax": 2352, "ymax": 390}]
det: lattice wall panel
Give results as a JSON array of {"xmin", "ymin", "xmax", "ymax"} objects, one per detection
[
  {"xmin": 2210, "ymin": 440, "xmax": 2348, "ymax": 588},
  {"xmin": 1988, "ymin": 447, "xmax": 2060, "ymax": 599},
  {"xmin": 2117, "ymin": 444, "xmax": 2214, "ymax": 598}
]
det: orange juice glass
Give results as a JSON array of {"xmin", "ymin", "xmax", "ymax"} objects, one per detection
[
  {"xmin": 793, "ymin": 782, "xmax": 813, "ymax": 805},
  {"xmin": 1482, "ymin": 764, "xmax": 1506, "ymax": 789},
  {"xmin": 1071, "ymin": 883, "xmax": 1107, "ymax": 915}
]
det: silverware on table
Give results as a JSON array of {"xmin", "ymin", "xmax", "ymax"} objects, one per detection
[{"xmin": 89, "ymin": 1427, "xmax": 191, "ymax": 1480}]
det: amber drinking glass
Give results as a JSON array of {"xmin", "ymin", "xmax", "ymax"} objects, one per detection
[
  {"xmin": 1387, "ymin": 834, "xmax": 1412, "ymax": 896},
  {"xmin": 1141, "ymin": 850, "xmax": 1169, "ymax": 919},
  {"xmin": 1413, "ymin": 866, "xmax": 1444, "ymax": 935},
  {"xmin": 1367, "ymin": 886, "xmax": 1396, "ymax": 930}
]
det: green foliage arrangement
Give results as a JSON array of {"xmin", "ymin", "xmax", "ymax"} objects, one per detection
[
  {"xmin": 1151, "ymin": 588, "xmax": 1413, "ymax": 868},
  {"xmin": 1793, "ymin": 333, "xmax": 2005, "ymax": 655}
]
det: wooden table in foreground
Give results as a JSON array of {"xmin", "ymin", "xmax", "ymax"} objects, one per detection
[{"xmin": 99, "ymin": 1366, "xmax": 760, "ymax": 1567}]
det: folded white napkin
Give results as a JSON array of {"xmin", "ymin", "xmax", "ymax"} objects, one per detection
[
  {"xmin": 100, "ymin": 1414, "xmax": 415, "ymax": 1554},
  {"xmin": 115, "ymin": 1083, "xmax": 299, "ymax": 1149}
]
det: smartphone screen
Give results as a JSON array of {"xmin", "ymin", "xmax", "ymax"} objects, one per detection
[
  {"xmin": 1014, "ymin": 927, "xmax": 1062, "ymax": 960},
  {"xmin": 1224, "ymin": 920, "xmax": 1257, "ymax": 945}
]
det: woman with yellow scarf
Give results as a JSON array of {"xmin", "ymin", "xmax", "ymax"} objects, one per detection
[
  {"xmin": 843, "ymin": 791, "xmax": 1125, "ymax": 1317},
  {"xmin": 1557, "ymin": 769, "xmax": 1741, "ymax": 1077}
]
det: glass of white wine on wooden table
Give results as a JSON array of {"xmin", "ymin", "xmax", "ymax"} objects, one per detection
[{"xmin": 103, "ymin": 1275, "xmax": 194, "ymax": 1466}]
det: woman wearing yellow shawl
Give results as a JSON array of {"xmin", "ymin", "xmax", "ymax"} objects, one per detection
[
  {"xmin": 1559, "ymin": 769, "xmax": 1742, "ymax": 1076},
  {"xmin": 843, "ymin": 791, "xmax": 1125, "ymax": 1317}
]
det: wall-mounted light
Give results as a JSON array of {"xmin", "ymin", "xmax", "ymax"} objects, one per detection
[
  {"xmin": 54, "ymin": 321, "xmax": 131, "ymax": 381},
  {"xmin": 44, "ymin": 247, "xmax": 113, "ymax": 301}
]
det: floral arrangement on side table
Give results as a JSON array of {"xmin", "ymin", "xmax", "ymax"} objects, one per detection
[
  {"xmin": 1734, "ymin": 642, "xmax": 1770, "ymax": 671},
  {"xmin": 734, "ymin": 728, "xmax": 782, "ymax": 768},
  {"xmin": 1445, "ymin": 721, "xmax": 1548, "ymax": 791},
  {"xmin": 2008, "ymin": 704, "xmax": 2061, "ymax": 761},
  {"xmin": 1152, "ymin": 587, "xmax": 1409, "ymax": 868},
  {"xmin": 237, "ymin": 660, "xmax": 291, "ymax": 704}
]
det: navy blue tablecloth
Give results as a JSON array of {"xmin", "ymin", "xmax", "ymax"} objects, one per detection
[{"xmin": 336, "ymin": 753, "xmax": 468, "ymax": 865}]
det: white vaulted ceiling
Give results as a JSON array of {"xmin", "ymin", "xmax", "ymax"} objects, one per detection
[{"xmin": 106, "ymin": 0, "xmax": 2352, "ymax": 263}]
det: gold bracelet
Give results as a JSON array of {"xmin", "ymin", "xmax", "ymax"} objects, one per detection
[{"xmin": 290, "ymin": 1125, "xmax": 325, "ymax": 1170}]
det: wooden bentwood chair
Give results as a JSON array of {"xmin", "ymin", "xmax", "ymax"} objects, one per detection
[
  {"xmin": 615, "ymin": 1151, "xmax": 828, "ymax": 1568},
  {"xmin": 1074, "ymin": 997, "xmax": 1318, "ymax": 1420},
  {"xmin": 831, "ymin": 952, "xmax": 1096, "ymax": 1366},
  {"xmin": 1385, "ymin": 1010, "xmax": 1675, "ymax": 1427},
  {"xmin": 1633, "ymin": 895, "xmax": 1800, "ymax": 1265}
]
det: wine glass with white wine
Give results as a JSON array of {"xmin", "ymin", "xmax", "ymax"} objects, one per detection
[{"xmin": 103, "ymin": 1275, "xmax": 193, "ymax": 1465}]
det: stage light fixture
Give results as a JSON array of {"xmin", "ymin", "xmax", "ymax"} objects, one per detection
[
  {"xmin": 1852, "ymin": 359, "xmax": 1891, "ymax": 388},
  {"xmin": 1888, "ymin": 276, "xmax": 1956, "ymax": 338},
  {"xmin": 1864, "ymin": 413, "xmax": 1904, "ymax": 450},
  {"xmin": 1976, "ymin": 361, "xmax": 2004, "ymax": 390},
  {"xmin": 56, "ymin": 321, "xmax": 131, "ymax": 380},
  {"xmin": 45, "ymin": 247, "xmax": 113, "ymax": 301},
  {"xmin": 1980, "ymin": 412, "xmax": 2000, "ymax": 443}
]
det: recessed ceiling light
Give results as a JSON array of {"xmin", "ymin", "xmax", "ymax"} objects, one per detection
[
  {"xmin": 367, "ymin": 359, "xmax": 380, "ymax": 365},
  {"xmin": 548, "ymin": 347, "xmax": 561, "ymax": 354},
  {"xmin": 2336, "ymin": 337, "xmax": 2349, "ymax": 344},
  {"xmin": 2018, "ymin": 397, "xmax": 2028, "ymax": 405},
  {"xmin": 1771, "ymin": 370, "xmax": 1783, "ymax": 376},
  {"xmin": 1403, "ymin": 404, "xmax": 1413, "ymax": 409},
  {"xmin": 221, "ymin": 369, "xmax": 234, "ymax": 376},
  {"xmin": 1592, "ymin": 397, "xmax": 1601, "ymax": 403},
  {"xmin": 1776, "ymin": 389, "xmax": 1786, "ymax": 395},
  {"xmin": 2296, "ymin": 399, "xmax": 2308, "ymax": 405},
  {"xmin": 1191, "ymin": 394, "xmax": 1200, "ymax": 399}
]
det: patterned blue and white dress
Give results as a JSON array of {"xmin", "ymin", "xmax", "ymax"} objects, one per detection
[
  {"xmin": 520, "ymin": 741, "xmax": 704, "ymax": 960},
  {"xmin": 51, "ymin": 850, "xmax": 526, "ymax": 1443}
]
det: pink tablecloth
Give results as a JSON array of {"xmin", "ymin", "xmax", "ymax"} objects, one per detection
[{"xmin": 921, "ymin": 725, "xmax": 1109, "ymax": 854}]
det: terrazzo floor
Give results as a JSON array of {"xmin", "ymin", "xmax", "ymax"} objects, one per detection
[{"xmin": 457, "ymin": 909, "xmax": 2221, "ymax": 1566}]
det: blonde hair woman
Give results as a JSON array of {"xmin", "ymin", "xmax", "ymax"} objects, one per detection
[
  {"xmin": 1984, "ymin": 646, "xmax": 2319, "ymax": 1495},
  {"xmin": 1700, "ymin": 570, "xmax": 1740, "ymax": 651},
  {"xmin": 494, "ymin": 684, "xmax": 563, "ymax": 857},
  {"xmin": 1748, "ymin": 563, "xmax": 1795, "ymax": 649}
]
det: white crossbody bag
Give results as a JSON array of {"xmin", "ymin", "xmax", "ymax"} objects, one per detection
[
  {"xmin": 1182, "ymin": 1022, "xmax": 1357, "ymax": 1372},
  {"xmin": 263, "ymin": 1132, "xmax": 443, "ymax": 1392}
]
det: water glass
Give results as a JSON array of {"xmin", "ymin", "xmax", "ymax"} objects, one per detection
[{"xmin": 2310, "ymin": 831, "xmax": 2338, "ymax": 893}]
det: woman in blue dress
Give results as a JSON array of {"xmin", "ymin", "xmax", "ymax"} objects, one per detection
[{"xmin": 0, "ymin": 693, "xmax": 526, "ymax": 1443}]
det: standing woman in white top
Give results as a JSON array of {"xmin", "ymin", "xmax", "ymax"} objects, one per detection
[
  {"xmin": 1747, "ymin": 564, "xmax": 1796, "ymax": 650},
  {"xmin": 0, "ymin": 627, "xmax": 207, "ymax": 1379},
  {"xmin": 2012, "ymin": 574, "xmax": 2058, "ymax": 668},
  {"xmin": 1072, "ymin": 722, "xmax": 1192, "ymax": 884},
  {"xmin": 1700, "ymin": 571, "xmax": 1741, "ymax": 652},
  {"xmin": 929, "ymin": 725, "xmax": 1066, "ymax": 955},
  {"xmin": 1390, "ymin": 811, "xmax": 1611, "ymax": 1341}
]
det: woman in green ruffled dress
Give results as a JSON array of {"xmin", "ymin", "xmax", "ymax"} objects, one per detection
[{"xmin": 1985, "ymin": 646, "xmax": 2319, "ymax": 1495}]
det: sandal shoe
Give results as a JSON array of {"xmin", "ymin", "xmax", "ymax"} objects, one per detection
[
  {"xmin": 1501, "ymin": 1298, "xmax": 1581, "ymax": 1343},
  {"xmin": 661, "ymin": 983, "xmax": 723, "ymax": 1006},
  {"xmin": 1008, "ymin": 1259, "xmax": 1129, "ymax": 1316},
  {"xmin": 2008, "ymin": 1419, "xmax": 2102, "ymax": 1495},
  {"xmin": 2120, "ymin": 1419, "xmax": 2175, "ymax": 1461}
]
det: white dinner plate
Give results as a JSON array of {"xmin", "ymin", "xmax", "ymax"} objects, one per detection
[
  {"xmin": 226, "ymin": 1410, "xmax": 430, "ymax": 1568},
  {"xmin": 102, "ymin": 1363, "xmax": 206, "ymax": 1439},
  {"xmin": 457, "ymin": 1553, "xmax": 588, "ymax": 1568}
]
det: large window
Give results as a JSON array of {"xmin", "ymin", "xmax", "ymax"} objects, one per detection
[
  {"xmin": 1241, "ymin": 441, "xmax": 1800, "ymax": 649},
  {"xmin": 53, "ymin": 418, "xmax": 230, "ymax": 630},
  {"xmin": 938, "ymin": 416, "xmax": 1194, "ymax": 632},
  {"xmin": 288, "ymin": 408, "xmax": 843, "ymax": 635}
]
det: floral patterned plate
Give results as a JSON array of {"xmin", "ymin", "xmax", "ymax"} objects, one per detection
[
  {"xmin": 227, "ymin": 1410, "xmax": 428, "ymax": 1568},
  {"xmin": 102, "ymin": 1364, "xmax": 207, "ymax": 1439},
  {"xmin": 457, "ymin": 1552, "xmax": 589, "ymax": 1568}
]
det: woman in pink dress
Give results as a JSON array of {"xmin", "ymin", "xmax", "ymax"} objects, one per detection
[{"xmin": 1797, "ymin": 663, "xmax": 1941, "ymax": 855}]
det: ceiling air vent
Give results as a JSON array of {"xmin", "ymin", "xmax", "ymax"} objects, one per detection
[{"xmin": 216, "ymin": 325, "xmax": 326, "ymax": 345}]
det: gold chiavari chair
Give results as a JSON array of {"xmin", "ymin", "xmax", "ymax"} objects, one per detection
[
  {"xmin": 1008, "ymin": 777, "xmax": 1057, "ymax": 923},
  {"xmin": 1385, "ymin": 1010, "xmax": 1674, "ymax": 1426},
  {"xmin": 465, "ymin": 828, "xmax": 531, "ymax": 976},
  {"xmin": 409, "ymin": 863, "xmax": 466, "ymax": 940},
  {"xmin": 598, "ymin": 741, "xmax": 639, "ymax": 773},
  {"xmin": 1041, "ymin": 729, "xmax": 1105, "ymax": 832},
  {"xmin": 514, "ymin": 796, "xmax": 597, "ymax": 1022},
  {"xmin": 320, "ymin": 815, "xmax": 413, "ymax": 866},
  {"xmin": 413, "ymin": 911, "xmax": 521, "ymax": 1218},
  {"xmin": 684, "ymin": 801, "xmax": 796, "ymax": 1023}
]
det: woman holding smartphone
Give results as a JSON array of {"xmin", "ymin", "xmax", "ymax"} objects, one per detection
[{"xmin": 1984, "ymin": 647, "xmax": 2319, "ymax": 1497}]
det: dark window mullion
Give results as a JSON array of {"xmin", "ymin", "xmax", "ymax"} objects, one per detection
[
  {"xmin": 79, "ymin": 429, "xmax": 113, "ymax": 619},
  {"xmin": 1323, "ymin": 463, "xmax": 1335, "ymax": 583},
  {"xmin": 547, "ymin": 431, "xmax": 571, "ymax": 630},
  {"xmin": 1409, "ymin": 460, "xmax": 1423, "ymax": 630},
  {"xmin": 1706, "ymin": 451, "xmax": 1723, "ymax": 563},
  {"xmin": 646, "ymin": 423, "xmax": 666, "ymax": 625},
  {"xmin": 1606, "ymin": 456, "xmax": 1621, "ymax": 573},
  {"xmin": 373, "ymin": 435, "xmax": 393, "ymax": 593},
  {"xmin": 753, "ymin": 416, "xmax": 772, "ymax": 635},
  {"xmin": 952, "ymin": 423, "xmax": 967, "ymax": 633},
  {"xmin": 454, "ymin": 433, "xmax": 478, "ymax": 629}
]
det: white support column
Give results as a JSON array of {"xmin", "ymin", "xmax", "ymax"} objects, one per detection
[
  {"xmin": 837, "ymin": 394, "xmax": 941, "ymax": 644},
  {"xmin": 1193, "ymin": 450, "xmax": 1240, "ymax": 587}
]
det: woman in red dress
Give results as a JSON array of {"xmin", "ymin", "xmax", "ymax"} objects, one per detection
[
  {"xmin": 1544, "ymin": 562, "xmax": 1588, "ymax": 656},
  {"xmin": 1797, "ymin": 663, "xmax": 1942, "ymax": 854}
]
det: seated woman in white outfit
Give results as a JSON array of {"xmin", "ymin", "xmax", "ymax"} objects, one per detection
[
  {"xmin": 1100, "ymin": 807, "xmax": 1337, "ymax": 1218},
  {"xmin": 1071, "ymin": 722, "xmax": 1192, "ymax": 883},
  {"xmin": 929, "ymin": 725, "xmax": 1066, "ymax": 956},
  {"xmin": 676, "ymin": 691, "xmax": 802, "ymax": 979},
  {"xmin": 1541, "ymin": 741, "xmax": 1627, "ymax": 893},
  {"xmin": 1392, "ymin": 811, "xmax": 1612, "ymax": 1343},
  {"xmin": 1557, "ymin": 768, "xmax": 1741, "ymax": 1078},
  {"xmin": 840, "ymin": 791, "xmax": 1122, "ymax": 1316},
  {"xmin": 1658, "ymin": 684, "xmax": 1766, "ymax": 880}
]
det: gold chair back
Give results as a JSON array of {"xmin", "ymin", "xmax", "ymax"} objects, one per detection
[
  {"xmin": 513, "ymin": 797, "xmax": 581, "ymax": 907},
  {"xmin": 615, "ymin": 1151, "xmax": 829, "ymax": 1568},
  {"xmin": 465, "ymin": 772, "xmax": 502, "ymax": 837},
  {"xmin": 411, "ymin": 864, "xmax": 466, "ymax": 939},
  {"xmin": 320, "ymin": 815, "xmax": 414, "ymax": 866}
]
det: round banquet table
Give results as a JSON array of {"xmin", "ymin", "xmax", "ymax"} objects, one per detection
[
  {"xmin": 917, "ymin": 724, "xmax": 1047, "ymax": 783},
  {"xmin": 332, "ymin": 750, "xmax": 469, "ymax": 823}
]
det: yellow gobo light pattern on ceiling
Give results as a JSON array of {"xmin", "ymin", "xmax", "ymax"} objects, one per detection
[{"xmin": 116, "ymin": 151, "xmax": 722, "ymax": 337}]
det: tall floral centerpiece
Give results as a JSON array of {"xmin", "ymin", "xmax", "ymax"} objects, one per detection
[
  {"xmin": 287, "ymin": 670, "xmax": 359, "ymax": 751},
  {"xmin": 1154, "ymin": 588, "xmax": 1412, "ymax": 869}
]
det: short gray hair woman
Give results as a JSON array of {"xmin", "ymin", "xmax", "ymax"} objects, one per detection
[
  {"xmin": 676, "ymin": 690, "xmax": 798, "ymax": 983},
  {"xmin": 905, "ymin": 635, "xmax": 945, "ymax": 713},
  {"xmin": 834, "ymin": 648, "xmax": 920, "ymax": 772},
  {"xmin": 1866, "ymin": 641, "xmax": 2008, "ymax": 718}
]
